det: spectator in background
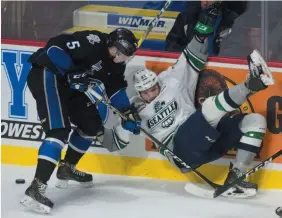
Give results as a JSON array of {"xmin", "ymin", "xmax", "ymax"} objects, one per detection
[
  {"xmin": 142, "ymin": 1, "xmax": 188, "ymax": 11},
  {"xmin": 2, "ymin": 1, "xmax": 88, "ymax": 41},
  {"xmin": 165, "ymin": 1, "xmax": 248, "ymax": 55},
  {"xmin": 218, "ymin": 1, "xmax": 261, "ymax": 59},
  {"xmin": 91, "ymin": 1, "xmax": 188, "ymax": 12},
  {"xmin": 267, "ymin": 3, "xmax": 282, "ymax": 61},
  {"xmin": 268, "ymin": 18, "xmax": 282, "ymax": 61}
]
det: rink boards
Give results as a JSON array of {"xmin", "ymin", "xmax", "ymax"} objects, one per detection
[{"xmin": 1, "ymin": 40, "xmax": 282, "ymax": 190}]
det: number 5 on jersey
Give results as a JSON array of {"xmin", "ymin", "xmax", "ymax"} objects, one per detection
[{"xmin": 66, "ymin": 41, "xmax": 80, "ymax": 49}]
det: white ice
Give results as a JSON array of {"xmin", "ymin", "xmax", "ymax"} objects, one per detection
[{"xmin": 1, "ymin": 164, "xmax": 281, "ymax": 218}]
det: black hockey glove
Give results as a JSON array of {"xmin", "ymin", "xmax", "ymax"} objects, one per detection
[
  {"xmin": 194, "ymin": 2, "xmax": 222, "ymax": 41},
  {"xmin": 121, "ymin": 106, "xmax": 141, "ymax": 135},
  {"xmin": 67, "ymin": 71, "xmax": 89, "ymax": 92}
]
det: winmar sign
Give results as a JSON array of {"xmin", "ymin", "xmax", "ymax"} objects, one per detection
[{"xmin": 108, "ymin": 14, "xmax": 166, "ymax": 28}]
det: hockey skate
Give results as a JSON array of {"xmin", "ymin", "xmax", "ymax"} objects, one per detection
[
  {"xmin": 276, "ymin": 207, "xmax": 282, "ymax": 218},
  {"xmin": 56, "ymin": 160, "xmax": 93, "ymax": 188},
  {"xmin": 222, "ymin": 163, "xmax": 258, "ymax": 198},
  {"xmin": 20, "ymin": 178, "xmax": 54, "ymax": 214},
  {"xmin": 245, "ymin": 49, "xmax": 275, "ymax": 93}
]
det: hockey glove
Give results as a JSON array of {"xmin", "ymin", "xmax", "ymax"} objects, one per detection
[
  {"xmin": 67, "ymin": 71, "xmax": 89, "ymax": 92},
  {"xmin": 121, "ymin": 106, "xmax": 141, "ymax": 135},
  {"xmin": 194, "ymin": 3, "xmax": 222, "ymax": 41}
]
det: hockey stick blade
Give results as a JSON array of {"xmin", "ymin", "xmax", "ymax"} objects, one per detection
[{"xmin": 184, "ymin": 183, "xmax": 215, "ymax": 198}]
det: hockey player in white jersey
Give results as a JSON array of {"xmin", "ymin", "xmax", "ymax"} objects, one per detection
[
  {"xmin": 91, "ymin": 4, "xmax": 274, "ymax": 198},
  {"xmin": 108, "ymin": 51, "xmax": 274, "ymax": 198},
  {"xmin": 126, "ymin": 48, "xmax": 274, "ymax": 198},
  {"xmin": 103, "ymin": 14, "xmax": 275, "ymax": 198}
]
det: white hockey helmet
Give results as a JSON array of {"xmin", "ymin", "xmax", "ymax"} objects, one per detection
[{"xmin": 133, "ymin": 69, "xmax": 159, "ymax": 92}]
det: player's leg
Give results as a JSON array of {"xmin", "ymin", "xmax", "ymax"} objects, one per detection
[
  {"xmin": 225, "ymin": 113, "xmax": 266, "ymax": 190},
  {"xmin": 173, "ymin": 110, "xmax": 222, "ymax": 172},
  {"xmin": 56, "ymin": 94, "xmax": 102, "ymax": 188},
  {"xmin": 212, "ymin": 112, "xmax": 266, "ymax": 197},
  {"xmin": 202, "ymin": 49, "xmax": 273, "ymax": 128},
  {"xmin": 21, "ymin": 67, "xmax": 71, "ymax": 213}
]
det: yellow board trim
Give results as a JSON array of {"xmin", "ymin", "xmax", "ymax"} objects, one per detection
[
  {"xmin": 64, "ymin": 26, "xmax": 166, "ymax": 41},
  {"xmin": 2, "ymin": 144, "xmax": 282, "ymax": 190},
  {"xmin": 78, "ymin": 5, "xmax": 179, "ymax": 18}
]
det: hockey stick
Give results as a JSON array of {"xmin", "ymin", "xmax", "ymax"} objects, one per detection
[
  {"xmin": 86, "ymin": 87, "xmax": 220, "ymax": 190},
  {"xmin": 185, "ymin": 148, "xmax": 282, "ymax": 198},
  {"xmin": 137, "ymin": 0, "xmax": 172, "ymax": 48},
  {"xmin": 86, "ymin": 88, "xmax": 282, "ymax": 199},
  {"xmin": 136, "ymin": 0, "xmax": 224, "ymax": 48},
  {"xmin": 85, "ymin": 88, "xmax": 282, "ymax": 199}
]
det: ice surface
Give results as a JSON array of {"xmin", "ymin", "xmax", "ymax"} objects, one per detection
[{"xmin": 1, "ymin": 164, "xmax": 281, "ymax": 218}]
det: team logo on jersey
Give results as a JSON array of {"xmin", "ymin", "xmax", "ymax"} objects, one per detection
[
  {"xmin": 88, "ymin": 60, "xmax": 103, "ymax": 75},
  {"xmin": 154, "ymin": 101, "xmax": 165, "ymax": 113},
  {"xmin": 147, "ymin": 99, "xmax": 178, "ymax": 130},
  {"xmin": 86, "ymin": 34, "xmax": 100, "ymax": 45}
]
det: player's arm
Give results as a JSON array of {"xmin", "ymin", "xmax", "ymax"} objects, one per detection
[
  {"xmin": 45, "ymin": 36, "xmax": 81, "ymax": 75},
  {"xmin": 100, "ymin": 66, "xmax": 141, "ymax": 135},
  {"xmin": 28, "ymin": 31, "xmax": 100, "ymax": 91},
  {"xmin": 159, "ymin": 3, "xmax": 222, "ymax": 82},
  {"xmin": 29, "ymin": 32, "xmax": 89, "ymax": 75},
  {"xmin": 101, "ymin": 96, "xmax": 144, "ymax": 151},
  {"xmin": 100, "ymin": 124, "xmax": 131, "ymax": 152},
  {"xmin": 185, "ymin": 3, "xmax": 222, "ymax": 71}
]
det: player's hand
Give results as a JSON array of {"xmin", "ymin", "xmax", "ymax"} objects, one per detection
[
  {"xmin": 67, "ymin": 71, "xmax": 89, "ymax": 92},
  {"xmin": 121, "ymin": 106, "xmax": 141, "ymax": 135},
  {"xmin": 194, "ymin": 2, "xmax": 222, "ymax": 40}
]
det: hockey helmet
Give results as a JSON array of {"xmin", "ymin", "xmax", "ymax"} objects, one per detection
[
  {"xmin": 108, "ymin": 28, "xmax": 138, "ymax": 57},
  {"xmin": 133, "ymin": 69, "xmax": 159, "ymax": 92}
]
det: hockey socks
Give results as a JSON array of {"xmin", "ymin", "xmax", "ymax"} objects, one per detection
[
  {"xmin": 36, "ymin": 138, "xmax": 65, "ymax": 183},
  {"xmin": 215, "ymin": 83, "xmax": 249, "ymax": 112},
  {"xmin": 22, "ymin": 138, "xmax": 65, "ymax": 213},
  {"xmin": 234, "ymin": 113, "xmax": 266, "ymax": 173},
  {"xmin": 38, "ymin": 137, "xmax": 65, "ymax": 165},
  {"xmin": 65, "ymin": 129, "xmax": 93, "ymax": 165}
]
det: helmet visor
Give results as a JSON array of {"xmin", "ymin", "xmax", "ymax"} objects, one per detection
[
  {"xmin": 113, "ymin": 48, "xmax": 135, "ymax": 64},
  {"xmin": 115, "ymin": 39, "xmax": 137, "ymax": 56}
]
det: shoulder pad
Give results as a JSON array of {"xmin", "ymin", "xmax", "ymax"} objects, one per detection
[{"xmin": 131, "ymin": 96, "xmax": 146, "ymax": 112}]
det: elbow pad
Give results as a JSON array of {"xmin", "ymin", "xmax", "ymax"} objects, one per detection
[{"xmin": 47, "ymin": 46, "xmax": 74, "ymax": 75}]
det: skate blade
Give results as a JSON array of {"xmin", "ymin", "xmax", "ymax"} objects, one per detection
[
  {"xmin": 20, "ymin": 195, "xmax": 51, "ymax": 214},
  {"xmin": 184, "ymin": 183, "xmax": 257, "ymax": 199},
  {"xmin": 252, "ymin": 49, "xmax": 275, "ymax": 85},
  {"xmin": 221, "ymin": 186, "xmax": 257, "ymax": 199},
  {"xmin": 276, "ymin": 207, "xmax": 282, "ymax": 217},
  {"xmin": 56, "ymin": 179, "xmax": 94, "ymax": 189}
]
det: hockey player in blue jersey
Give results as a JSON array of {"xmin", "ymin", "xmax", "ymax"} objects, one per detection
[{"xmin": 20, "ymin": 28, "xmax": 141, "ymax": 213}]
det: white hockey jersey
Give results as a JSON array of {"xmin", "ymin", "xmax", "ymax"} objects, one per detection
[
  {"xmin": 102, "ymin": 37, "xmax": 208, "ymax": 171},
  {"xmin": 132, "ymin": 53, "xmax": 199, "ymax": 147}
]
